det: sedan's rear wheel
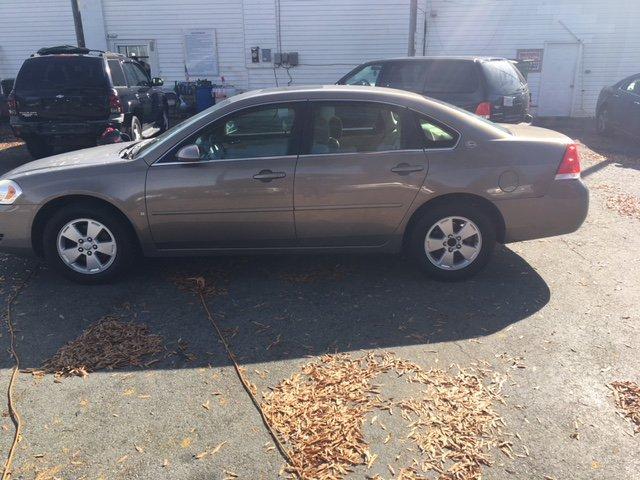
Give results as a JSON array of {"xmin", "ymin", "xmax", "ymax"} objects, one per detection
[
  {"xmin": 43, "ymin": 205, "xmax": 135, "ymax": 284},
  {"xmin": 409, "ymin": 203, "xmax": 496, "ymax": 281}
]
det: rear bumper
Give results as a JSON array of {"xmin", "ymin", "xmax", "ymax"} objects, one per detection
[
  {"xmin": 497, "ymin": 180, "xmax": 589, "ymax": 243},
  {"xmin": 10, "ymin": 116, "xmax": 125, "ymax": 141},
  {"xmin": 0, "ymin": 204, "xmax": 37, "ymax": 256}
]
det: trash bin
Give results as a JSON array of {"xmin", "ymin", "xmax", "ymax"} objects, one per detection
[{"xmin": 195, "ymin": 81, "xmax": 214, "ymax": 112}]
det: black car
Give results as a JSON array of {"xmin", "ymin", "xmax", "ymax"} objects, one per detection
[
  {"xmin": 0, "ymin": 78, "xmax": 14, "ymax": 119},
  {"xmin": 596, "ymin": 74, "xmax": 640, "ymax": 137},
  {"xmin": 337, "ymin": 56, "xmax": 532, "ymax": 124},
  {"xmin": 8, "ymin": 46, "xmax": 169, "ymax": 158}
]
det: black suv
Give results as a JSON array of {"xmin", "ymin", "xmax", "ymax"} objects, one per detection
[
  {"xmin": 338, "ymin": 56, "xmax": 532, "ymax": 124},
  {"xmin": 9, "ymin": 46, "xmax": 169, "ymax": 158}
]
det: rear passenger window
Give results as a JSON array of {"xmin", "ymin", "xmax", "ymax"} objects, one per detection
[
  {"xmin": 108, "ymin": 60, "xmax": 127, "ymax": 87},
  {"xmin": 416, "ymin": 115, "xmax": 459, "ymax": 149},
  {"xmin": 343, "ymin": 64, "xmax": 383, "ymax": 86},
  {"xmin": 423, "ymin": 61, "xmax": 480, "ymax": 94},
  {"xmin": 381, "ymin": 62, "xmax": 427, "ymax": 93},
  {"xmin": 310, "ymin": 102, "xmax": 405, "ymax": 154}
]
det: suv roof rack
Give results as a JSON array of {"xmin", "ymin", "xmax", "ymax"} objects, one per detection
[{"xmin": 34, "ymin": 45, "xmax": 105, "ymax": 57}]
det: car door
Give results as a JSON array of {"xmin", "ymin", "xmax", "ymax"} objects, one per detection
[
  {"xmin": 609, "ymin": 77, "xmax": 639, "ymax": 131},
  {"xmin": 122, "ymin": 61, "xmax": 153, "ymax": 124},
  {"xmin": 293, "ymin": 101, "xmax": 428, "ymax": 247},
  {"xmin": 618, "ymin": 79, "xmax": 640, "ymax": 135},
  {"xmin": 145, "ymin": 103, "xmax": 302, "ymax": 250}
]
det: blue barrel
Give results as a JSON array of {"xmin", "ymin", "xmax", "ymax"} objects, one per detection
[{"xmin": 195, "ymin": 85, "xmax": 214, "ymax": 112}]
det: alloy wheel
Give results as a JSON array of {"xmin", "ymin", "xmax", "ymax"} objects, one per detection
[
  {"xmin": 56, "ymin": 218, "xmax": 117, "ymax": 274},
  {"xmin": 424, "ymin": 216, "xmax": 482, "ymax": 270}
]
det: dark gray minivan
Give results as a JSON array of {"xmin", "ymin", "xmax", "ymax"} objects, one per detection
[{"xmin": 338, "ymin": 57, "xmax": 531, "ymax": 124}]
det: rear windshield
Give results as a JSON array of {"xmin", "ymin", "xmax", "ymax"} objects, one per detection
[
  {"xmin": 15, "ymin": 56, "xmax": 108, "ymax": 90},
  {"xmin": 481, "ymin": 60, "xmax": 526, "ymax": 95}
]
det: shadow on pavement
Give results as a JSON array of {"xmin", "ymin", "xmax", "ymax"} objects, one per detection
[{"xmin": 4, "ymin": 245, "xmax": 550, "ymax": 371}]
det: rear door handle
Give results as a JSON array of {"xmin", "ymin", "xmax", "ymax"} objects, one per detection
[
  {"xmin": 391, "ymin": 163, "xmax": 424, "ymax": 175},
  {"xmin": 253, "ymin": 170, "xmax": 286, "ymax": 182}
]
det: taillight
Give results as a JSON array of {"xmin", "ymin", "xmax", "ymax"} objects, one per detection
[
  {"xmin": 475, "ymin": 102, "xmax": 492, "ymax": 119},
  {"xmin": 555, "ymin": 143, "xmax": 581, "ymax": 180},
  {"xmin": 109, "ymin": 90, "xmax": 122, "ymax": 114},
  {"xmin": 7, "ymin": 93, "xmax": 17, "ymax": 115}
]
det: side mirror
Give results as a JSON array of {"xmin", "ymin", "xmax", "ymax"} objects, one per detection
[
  {"xmin": 176, "ymin": 144, "xmax": 201, "ymax": 162},
  {"xmin": 151, "ymin": 77, "xmax": 164, "ymax": 87}
]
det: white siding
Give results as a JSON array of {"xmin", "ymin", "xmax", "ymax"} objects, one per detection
[
  {"xmin": 0, "ymin": 0, "xmax": 75, "ymax": 79},
  {"xmin": 419, "ymin": 0, "xmax": 640, "ymax": 116},
  {"xmin": 101, "ymin": 0, "xmax": 249, "ymax": 89}
]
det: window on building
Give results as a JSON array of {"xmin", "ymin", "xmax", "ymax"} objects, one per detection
[{"xmin": 310, "ymin": 102, "xmax": 404, "ymax": 154}]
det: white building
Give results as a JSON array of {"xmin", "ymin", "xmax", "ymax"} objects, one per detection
[{"xmin": 1, "ymin": 0, "xmax": 638, "ymax": 117}]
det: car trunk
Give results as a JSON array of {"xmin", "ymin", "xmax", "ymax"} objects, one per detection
[{"xmin": 13, "ymin": 56, "xmax": 110, "ymax": 122}]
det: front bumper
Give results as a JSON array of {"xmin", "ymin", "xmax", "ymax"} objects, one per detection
[
  {"xmin": 10, "ymin": 115, "xmax": 125, "ymax": 142},
  {"xmin": 0, "ymin": 204, "xmax": 38, "ymax": 256},
  {"xmin": 497, "ymin": 179, "xmax": 589, "ymax": 243}
]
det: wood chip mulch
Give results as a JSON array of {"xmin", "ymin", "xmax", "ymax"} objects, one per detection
[
  {"xmin": 39, "ymin": 316, "xmax": 164, "ymax": 377},
  {"xmin": 611, "ymin": 381, "xmax": 640, "ymax": 433},
  {"xmin": 261, "ymin": 352, "xmax": 506, "ymax": 480}
]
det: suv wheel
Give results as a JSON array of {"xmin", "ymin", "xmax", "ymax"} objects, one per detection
[
  {"xmin": 408, "ymin": 203, "xmax": 496, "ymax": 281},
  {"xmin": 596, "ymin": 109, "xmax": 612, "ymax": 135},
  {"xmin": 25, "ymin": 137, "xmax": 54, "ymax": 159},
  {"xmin": 129, "ymin": 115, "xmax": 143, "ymax": 141},
  {"xmin": 158, "ymin": 107, "xmax": 169, "ymax": 133},
  {"xmin": 43, "ymin": 204, "xmax": 135, "ymax": 284}
]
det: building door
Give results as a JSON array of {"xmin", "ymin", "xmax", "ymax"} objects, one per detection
[
  {"xmin": 109, "ymin": 40, "xmax": 159, "ymax": 77},
  {"xmin": 537, "ymin": 43, "xmax": 579, "ymax": 117}
]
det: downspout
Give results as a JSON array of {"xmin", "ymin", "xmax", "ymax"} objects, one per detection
[{"xmin": 408, "ymin": 0, "xmax": 417, "ymax": 56}]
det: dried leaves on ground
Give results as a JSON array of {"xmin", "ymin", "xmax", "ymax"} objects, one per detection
[
  {"xmin": 261, "ymin": 352, "xmax": 506, "ymax": 480},
  {"xmin": 611, "ymin": 381, "xmax": 640, "ymax": 432},
  {"xmin": 41, "ymin": 316, "xmax": 164, "ymax": 377},
  {"xmin": 170, "ymin": 271, "xmax": 229, "ymax": 297},
  {"xmin": 592, "ymin": 184, "xmax": 640, "ymax": 220}
]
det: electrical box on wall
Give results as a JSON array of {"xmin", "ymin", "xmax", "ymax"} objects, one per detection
[
  {"xmin": 261, "ymin": 48, "xmax": 272, "ymax": 63},
  {"xmin": 250, "ymin": 47, "xmax": 260, "ymax": 63},
  {"xmin": 274, "ymin": 52, "xmax": 298, "ymax": 66}
]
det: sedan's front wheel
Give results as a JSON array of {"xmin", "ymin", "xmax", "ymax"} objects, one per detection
[
  {"xmin": 409, "ymin": 203, "xmax": 496, "ymax": 281},
  {"xmin": 43, "ymin": 205, "xmax": 135, "ymax": 284}
]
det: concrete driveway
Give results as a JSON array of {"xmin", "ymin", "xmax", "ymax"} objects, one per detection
[{"xmin": 0, "ymin": 121, "xmax": 639, "ymax": 479}]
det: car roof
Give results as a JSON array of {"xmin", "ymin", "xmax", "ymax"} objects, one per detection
[{"xmin": 362, "ymin": 56, "xmax": 508, "ymax": 63}]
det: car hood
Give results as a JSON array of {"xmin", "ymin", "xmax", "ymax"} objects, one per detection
[
  {"xmin": 3, "ymin": 142, "xmax": 136, "ymax": 178},
  {"xmin": 500, "ymin": 123, "xmax": 573, "ymax": 143}
]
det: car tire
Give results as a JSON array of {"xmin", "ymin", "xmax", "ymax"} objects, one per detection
[
  {"xmin": 596, "ymin": 109, "xmax": 612, "ymax": 136},
  {"xmin": 25, "ymin": 137, "xmax": 54, "ymax": 159},
  {"xmin": 43, "ymin": 204, "xmax": 136, "ymax": 284},
  {"xmin": 157, "ymin": 107, "xmax": 169, "ymax": 134},
  {"xmin": 129, "ymin": 115, "xmax": 143, "ymax": 141},
  {"xmin": 408, "ymin": 202, "xmax": 496, "ymax": 281}
]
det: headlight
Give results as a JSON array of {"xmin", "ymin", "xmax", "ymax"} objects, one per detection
[{"xmin": 0, "ymin": 180, "xmax": 22, "ymax": 205}]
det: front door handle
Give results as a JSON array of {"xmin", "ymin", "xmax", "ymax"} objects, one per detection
[
  {"xmin": 253, "ymin": 170, "xmax": 286, "ymax": 182},
  {"xmin": 391, "ymin": 163, "xmax": 424, "ymax": 175}
]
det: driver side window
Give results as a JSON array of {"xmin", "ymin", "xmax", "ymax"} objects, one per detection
[
  {"xmin": 183, "ymin": 104, "xmax": 298, "ymax": 161},
  {"xmin": 344, "ymin": 64, "xmax": 383, "ymax": 86}
]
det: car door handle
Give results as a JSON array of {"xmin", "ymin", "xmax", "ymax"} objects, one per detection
[
  {"xmin": 391, "ymin": 163, "xmax": 424, "ymax": 175},
  {"xmin": 253, "ymin": 170, "xmax": 286, "ymax": 182},
  {"xmin": 635, "ymin": 101, "xmax": 640, "ymax": 106}
]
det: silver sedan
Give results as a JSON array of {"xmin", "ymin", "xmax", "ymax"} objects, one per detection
[{"xmin": 0, "ymin": 86, "xmax": 588, "ymax": 283}]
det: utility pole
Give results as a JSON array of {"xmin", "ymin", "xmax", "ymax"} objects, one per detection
[
  {"xmin": 70, "ymin": 0, "xmax": 86, "ymax": 47},
  {"xmin": 407, "ymin": 0, "xmax": 417, "ymax": 56}
]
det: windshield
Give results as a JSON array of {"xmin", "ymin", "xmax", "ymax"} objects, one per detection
[
  {"xmin": 16, "ymin": 56, "xmax": 108, "ymax": 90},
  {"xmin": 131, "ymin": 97, "xmax": 234, "ymax": 158}
]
